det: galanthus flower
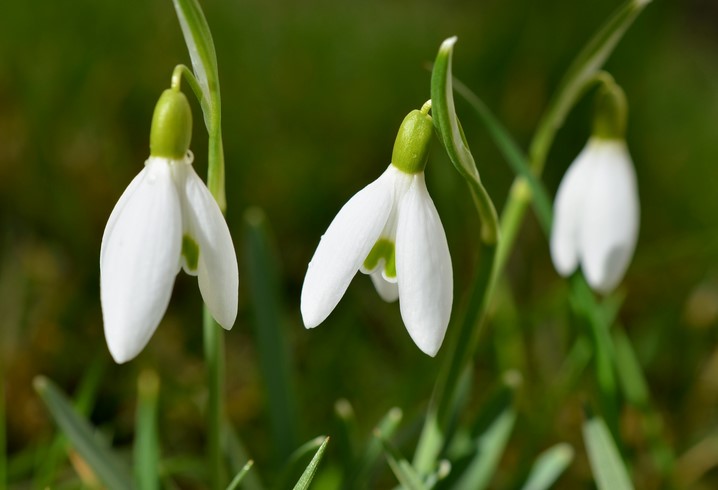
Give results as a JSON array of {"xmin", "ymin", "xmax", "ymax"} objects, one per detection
[
  {"xmin": 550, "ymin": 82, "xmax": 639, "ymax": 293},
  {"xmin": 100, "ymin": 88, "xmax": 238, "ymax": 363},
  {"xmin": 301, "ymin": 104, "xmax": 453, "ymax": 356}
]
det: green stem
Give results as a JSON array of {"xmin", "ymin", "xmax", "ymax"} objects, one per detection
[
  {"xmin": 172, "ymin": 64, "xmax": 206, "ymax": 111},
  {"xmin": 204, "ymin": 307, "xmax": 225, "ymax": 490}
]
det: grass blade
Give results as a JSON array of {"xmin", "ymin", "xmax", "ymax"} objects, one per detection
[
  {"xmin": 135, "ymin": 370, "xmax": 161, "ymax": 490},
  {"xmin": 521, "ymin": 443, "xmax": 574, "ymax": 490},
  {"xmin": 34, "ymin": 376, "xmax": 134, "ymax": 490},
  {"xmin": 223, "ymin": 422, "xmax": 265, "ymax": 490},
  {"xmin": 582, "ymin": 413, "xmax": 634, "ymax": 490},
  {"xmin": 243, "ymin": 207, "xmax": 298, "ymax": 461},
  {"xmin": 377, "ymin": 432, "xmax": 427, "ymax": 490},
  {"xmin": 226, "ymin": 460, "xmax": 254, "ymax": 490},
  {"xmin": 348, "ymin": 407, "xmax": 403, "ymax": 488},
  {"xmin": 293, "ymin": 437, "xmax": 330, "ymax": 490}
]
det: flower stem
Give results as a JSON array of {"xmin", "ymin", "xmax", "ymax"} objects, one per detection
[{"xmin": 204, "ymin": 306, "xmax": 226, "ymax": 489}]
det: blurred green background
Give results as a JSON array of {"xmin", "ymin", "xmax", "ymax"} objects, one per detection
[{"xmin": 1, "ymin": 0, "xmax": 718, "ymax": 487}]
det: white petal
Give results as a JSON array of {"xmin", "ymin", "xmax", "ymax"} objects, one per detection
[
  {"xmin": 395, "ymin": 174, "xmax": 453, "ymax": 357},
  {"xmin": 301, "ymin": 169, "xmax": 395, "ymax": 328},
  {"xmin": 370, "ymin": 270, "xmax": 399, "ymax": 302},
  {"xmin": 550, "ymin": 143, "xmax": 594, "ymax": 277},
  {"xmin": 579, "ymin": 140, "xmax": 639, "ymax": 293},
  {"xmin": 180, "ymin": 165, "xmax": 239, "ymax": 329},
  {"xmin": 100, "ymin": 159, "xmax": 182, "ymax": 363}
]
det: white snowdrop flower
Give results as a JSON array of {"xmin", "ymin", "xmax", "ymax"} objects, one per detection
[
  {"xmin": 550, "ymin": 82, "xmax": 639, "ymax": 294},
  {"xmin": 301, "ymin": 105, "xmax": 453, "ymax": 356},
  {"xmin": 100, "ymin": 89, "xmax": 238, "ymax": 364}
]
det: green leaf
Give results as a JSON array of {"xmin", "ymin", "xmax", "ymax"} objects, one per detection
[
  {"xmin": 293, "ymin": 437, "xmax": 330, "ymax": 490},
  {"xmin": 135, "ymin": 370, "xmax": 161, "ymax": 490},
  {"xmin": 223, "ymin": 422, "xmax": 265, "ymax": 490},
  {"xmin": 172, "ymin": 0, "xmax": 226, "ymax": 209},
  {"xmin": 430, "ymin": 37, "xmax": 499, "ymax": 245},
  {"xmin": 377, "ymin": 432, "xmax": 427, "ymax": 490},
  {"xmin": 521, "ymin": 443, "xmax": 574, "ymax": 490},
  {"xmin": 348, "ymin": 407, "xmax": 403, "ymax": 488},
  {"xmin": 33, "ymin": 376, "xmax": 134, "ymax": 490},
  {"xmin": 226, "ymin": 460, "xmax": 254, "ymax": 490},
  {"xmin": 243, "ymin": 207, "xmax": 299, "ymax": 461},
  {"xmin": 612, "ymin": 328, "xmax": 649, "ymax": 408},
  {"xmin": 35, "ymin": 356, "xmax": 108, "ymax": 487},
  {"xmin": 454, "ymin": 403, "xmax": 516, "ymax": 490},
  {"xmin": 582, "ymin": 413, "xmax": 634, "ymax": 490},
  {"xmin": 452, "ymin": 77, "xmax": 553, "ymax": 235},
  {"xmin": 334, "ymin": 399, "xmax": 359, "ymax": 476},
  {"xmin": 277, "ymin": 436, "xmax": 327, "ymax": 489}
]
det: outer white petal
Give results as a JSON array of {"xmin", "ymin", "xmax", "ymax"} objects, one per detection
[
  {"xmin": 301, "ymin": 169, "xmax": 396, "ymax": 328},
  {"xmin": 579, "ymin": 140, "xmax": 639, "ymax": 293},
  {"xmin": 395, "ymin": 174, "xmax": 453, "ymax": 357},
  {"xmin": 180, "ymin": 165, "xmax": 239, "ymax": 330},
  {"xmin": 550, "ymin": 143, "xmax": 594, "ymax": 277},
  {"xmin": 100, "ymin": 159, "xmax": 182, "ymax": 363},
  {"xmin": 370, "ymin": 270, "xmax": 399, "ymax": 302}
]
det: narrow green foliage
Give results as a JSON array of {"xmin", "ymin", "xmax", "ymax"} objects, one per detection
[
  {"xmin": 613, "ymin": 328, "xmax": 649, "ymax": 407},
  {"xmin": 454, "ymin": 397, "xmax": 516, "ymax": 489},
  {"xmin": 172, "ymin": 0, "xmax": 226, "ymax": 209},
  {"xmin": 452, "ymin": 77, "xmax": 553, "ymax": 235},
  {"xmin": 583, "ymin": 413, "xmax": 634, "ymax": 490},
  {"xmin": 430, "ymin": 37, "xmax": 499, "ymax": 245},
  {"xmin": 243, "ymin": 208, "xmax": 299, "ymax": 462},
  {"xmin": 33, "ymin": 376, "xmax": 134, "ymax": 490},
  {"xmin": 223, "ymin": 422, "xmax": 265, "ymax": 490},
  {"xmin": 226, "ymin": 460, "xmax": 254, "ymax": 490},
  {"xmin": 35, "ymin": 357, "xmax": 107, "ymax": 488},
  {"xmin": 334, "ymin": 399, "xmax": 359, "ymax": 477},
  {"xmin": 348, "ymin": 407, "xmax": 403, "ymax": 488},
  {"xmin": 521, "ymin": 443, "xmax": 574, "ymax": 490},
  {"xmin": 135, "ymin": 370, "xmax": 161, "ymax": 490},
  {"xmin": 278, "ymin": 436, "xmax": 327, "ymax": 488},
  {"xmin": 377, "ymin": 432, "xmax": 428, "ymax": 490},
  {"xmin": 293, "ymin": 437, "xmax": 330, "ymax": 490}
]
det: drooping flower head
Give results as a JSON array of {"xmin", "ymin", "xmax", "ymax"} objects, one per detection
[
  {"xmin": 550, "ymin": 80, "xmax": 639, "ymax": 293},
  {"xmin": 301, "ymin": 103, "xmax": 453, "ymax": 356},
  {"xmin": 100, "ymin": 87, "xmax": 238, "ymax": 363}
]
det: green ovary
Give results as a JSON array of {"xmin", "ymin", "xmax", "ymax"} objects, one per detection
[
  {"xmin": 363, "ymin": 238, "xmax": 396, "ymax": 279},
  {"xmin": 182, "ymin": 234, "xmax": 200, "ymax": 272}
]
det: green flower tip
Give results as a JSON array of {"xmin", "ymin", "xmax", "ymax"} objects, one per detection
[
  {"xmin": 150, "ymin": 88, "xmax": 193, "ymax": 159},
  {"xmin": 592, "ymin": 80, "xmax": 628, "ymax": 141},
  {"xmin": 391, "ymin": 108, "xmax": 434, "ymax": 174}
]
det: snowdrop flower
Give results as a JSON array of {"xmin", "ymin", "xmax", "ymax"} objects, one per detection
[
  {"xmin": 301, "ymin": 104, "xmax": 453, "ymax": 356},
  {"xmin": 550, "ymin": 82, "xmax": 639, "ymax": 294},
  {"xmin": 100, "ymin": 88, "xmax": 238, "ymax": 363}
]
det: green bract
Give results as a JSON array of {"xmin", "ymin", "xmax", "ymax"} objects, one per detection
[
  {"xmin": 149, "ymin": 89, "xmax": 193, "ymax": 159},
  {"xmin": 391, "ymin": 109, "xmax": 434, "ymax": 174},
  {"xmin": 592, "ymin": 80, "xmax": 628, "ymax": 140}
]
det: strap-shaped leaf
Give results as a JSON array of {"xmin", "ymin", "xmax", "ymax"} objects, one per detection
[
  {"xmin": 377, "ymin": 432, "xmax": 428, "ymax": 490},
  {"xmin": 293, "ymin": 437, "xmax": 330, "ymax": 490},
  {"xmin": 34, "ymin": 376, "xmax": 134, "ymax": 490},
  {"xmin": 583, "ymin": 413, "xmax": 634, "ymax": 490},
  {"xmin": 431, "ymin": 37, "xmax": 499, "ymax": 245},
  {"xmin": 226, "ymin": 460, "xmax": 254, "ymax": 490},
  {"xmin": 521, "ymin": 443, "xmax": 574, "ymax": 490}
]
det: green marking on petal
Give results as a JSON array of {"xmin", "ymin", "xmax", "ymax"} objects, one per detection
[
  {"xmin": 182, "ymin": 234, "xmax": 200, "ymax": 272},
  {"xmin": 364, "ymin": 238, "xmax": 396, "ymax": 279}
]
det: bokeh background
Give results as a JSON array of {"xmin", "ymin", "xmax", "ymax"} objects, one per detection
[{"xmin": 1, "ymin": 0, "xmax": 718, "ymax": 487}]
